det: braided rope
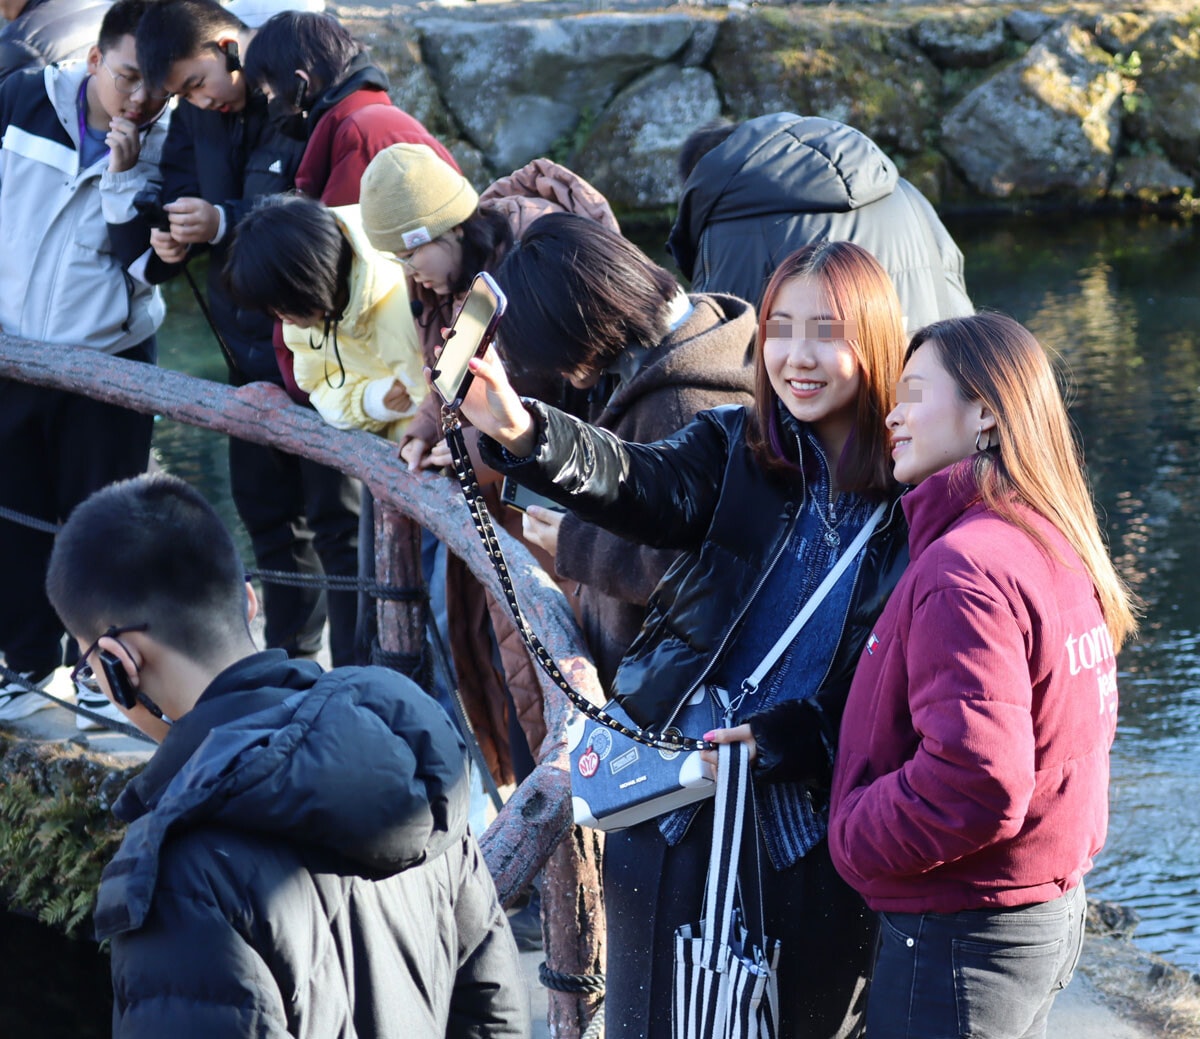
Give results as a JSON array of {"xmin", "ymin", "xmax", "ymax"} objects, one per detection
[
  {"xmin": 537, "ymin": 961, "xmax": 606, "ymax": 995},
  {"xmin": 442, "ymin": 411, "xmax": 711, "ymax": 754}
]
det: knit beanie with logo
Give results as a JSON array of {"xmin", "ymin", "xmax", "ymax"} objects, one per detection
[{"xmin": 360, "ymin": 143, "xmax": 479, "ymax": 253}]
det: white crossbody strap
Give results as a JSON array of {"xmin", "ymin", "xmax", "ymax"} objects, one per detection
[{"xmin": 740, "ymin": 502, "xmax": 886, "ymax": 696}]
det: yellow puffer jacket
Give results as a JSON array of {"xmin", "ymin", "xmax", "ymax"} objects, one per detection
[{"xmin": 282, "ymin": 205, "xmax": 426, "ymax": 442}]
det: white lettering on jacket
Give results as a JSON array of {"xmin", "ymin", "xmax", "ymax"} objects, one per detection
[{"xmin": 1065, "ymin": 624, "xmax": 1118, "ymax": 716}]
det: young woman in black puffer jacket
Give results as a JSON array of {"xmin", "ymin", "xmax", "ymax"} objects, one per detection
[{"xmin": 462, "ymin": 241, "xmax": 911, "ymax": 1039}]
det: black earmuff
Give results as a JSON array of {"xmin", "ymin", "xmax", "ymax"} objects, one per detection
[
  {"xmin": 98, "ymin": 648, "xmax": 138, "ymax": 710},
  {"xmin": 223, "ymin": 39, "xmax": 241, "ymax": 73}
]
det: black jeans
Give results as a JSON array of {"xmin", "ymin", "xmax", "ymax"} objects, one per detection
[
  {"xmin": 228, "ymin": 437, "xmax": 360, "ymax": 667},
  {"xmin": 866, "ymin": 883, "xmax": 1086, "ymax": 1039},
  {"xmin": 0, "ymin": 339, "xmax": 156, "ymax": 674},
  {"xmin": 604, "ymin": 806, "xmax": 873, "ymax": 1039}
]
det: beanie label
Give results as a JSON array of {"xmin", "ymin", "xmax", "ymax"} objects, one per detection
[{"xmin": 402, "ymin": 226, "xmax": 433, "ymax": 250}]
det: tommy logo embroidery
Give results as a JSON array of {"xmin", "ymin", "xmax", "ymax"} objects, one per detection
[{"xmin": 866, "ymin": 633, "xmax": 880, "ymax": 656}]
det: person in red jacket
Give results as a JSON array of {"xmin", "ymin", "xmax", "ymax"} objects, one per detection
[
  {"xmin": 828, "ymin": 312, "xmax": 1140, "ymax": 1039},
  {"xmin": 243, "ymin": 10, "xmax": 457, "ymax": 207}
]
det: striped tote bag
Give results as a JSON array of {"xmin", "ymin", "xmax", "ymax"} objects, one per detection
[{"xmin": 673, "ymin": 741, "xmax": 781, "ymax": 1039}]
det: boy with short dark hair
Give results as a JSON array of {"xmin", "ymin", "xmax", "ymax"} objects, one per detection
[
  {"xmin": 0, "ymin": 0, "xmax": 167, "ymax": 721},
  {"xmin": 135, "ymin": 0, "xmax": 362, "ymax": 669},
  {"xmin": 46, "ymin": 473, "xmax": 529, "ymax": 1039}
]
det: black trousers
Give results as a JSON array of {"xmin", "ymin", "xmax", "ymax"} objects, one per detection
[
  {"xmin": 0, "ymin": 339, "xmax": 156, "ymax": 674},
  {"xmin": 228, "ymin": 436, "xmax": 359, "ymax": 667},
  {"xmin": 604, "ymin": 804, "xmax": 874, "ymax": 1039}
]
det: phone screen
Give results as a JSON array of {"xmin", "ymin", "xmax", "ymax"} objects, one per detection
[
  {"xmin": 500, "ymin": 477, "xmax": 566, "ymax": 515},
  {"xmin": 432, "ymin": 272, "xmax": 507, "ymax": 407}
]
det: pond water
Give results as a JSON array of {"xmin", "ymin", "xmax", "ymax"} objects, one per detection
[{"xmin": 4, "ymin": 213, "xmax": 1198, "ymax": 1033}]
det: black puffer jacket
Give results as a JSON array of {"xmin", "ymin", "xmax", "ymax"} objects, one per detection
[
  {"xmin": 95, "ymin": 651, "xmax": 528, "ymax": 1039},
  {"xmin": 0, "ymin": 0, "xmax": 109, "ymax": 86},
  {"xmin": 667, "ymin": 112, "xmax": 973, "ymax": 333},
  {"xmin": 482, "ymin": 404, "xmax": 909, "ymax": 790}
]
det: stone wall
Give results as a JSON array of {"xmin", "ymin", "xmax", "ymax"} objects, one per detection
[{"xmin": 340, "ymin": 2, "xmax": 1200, "ymax": 213}]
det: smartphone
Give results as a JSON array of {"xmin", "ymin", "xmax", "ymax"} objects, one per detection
[
  {"xmin": 431, "ymin": 271, "xmax": 507, "ymax": 408},
  {"xmin": 501, "ymin": 476, "xmax": 566, "ymax": 515}
]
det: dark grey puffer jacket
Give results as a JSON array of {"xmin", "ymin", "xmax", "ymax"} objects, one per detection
[
  {"xmin": 667, "ymin": 112, "xmax": 974, "ymax": 332},
  {"xmin": 95, "ymin": 651, "xmax": 529, "ymax": 1039},
  {"xmin": 0, "ymin": 0, "xmax": 110, "ymax": 87}
]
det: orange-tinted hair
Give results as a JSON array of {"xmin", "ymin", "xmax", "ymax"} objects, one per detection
[
  {"xmin": 908, "ymin": 313, "xmax": 1139, "ymax": 649},
  {"xmin": 748, "ymin": 241, "xmax": 905, "ymax": 496}
]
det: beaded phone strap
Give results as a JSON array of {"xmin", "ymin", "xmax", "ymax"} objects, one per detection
[{"xmin": 442, "ymin": 410, "xmax": 711, "ymax": 753}]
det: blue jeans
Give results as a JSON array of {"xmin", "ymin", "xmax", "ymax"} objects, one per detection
[{"xmin": 866, "ymin": 883, "xmax": 1086, "ymax": 1039}]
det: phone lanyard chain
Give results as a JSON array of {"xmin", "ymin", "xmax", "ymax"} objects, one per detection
[{"xmin": 441, "ymin": 407, "xmax": 711, "ymax": 753}]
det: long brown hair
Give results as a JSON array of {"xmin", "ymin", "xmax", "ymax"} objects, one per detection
[
  {"xmin": 908, "ymin": 313, "xmax": 1139, "ymax": 649},
  {"xmin": 748, "ymin": 241, "xmax": 905, "ymax": 496}
]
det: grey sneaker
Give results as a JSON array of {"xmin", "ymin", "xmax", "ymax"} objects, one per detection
[{"xmin": 0, "ymin": 670, "xmax": 54, "ymax": 721}]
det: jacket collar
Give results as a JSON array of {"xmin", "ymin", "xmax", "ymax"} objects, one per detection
[
  {"xmin": 113, "ymin": 650, "xmax": 319, "ymax": 823},
  {"xmin": 307, "ymin": 54, "xmax": 388, "ymax": 128},
  {"xmin": 45, "ymin": 61, "xmax": 89, "ymax": 147},
  {"xmin": 901, "ymin": 458, "xmax": 983, "ymax": 559}
]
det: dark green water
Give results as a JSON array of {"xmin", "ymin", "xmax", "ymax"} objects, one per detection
[{"xmin": 4, "ymin": 214, "xmax": 1197, "ymax": 1037}]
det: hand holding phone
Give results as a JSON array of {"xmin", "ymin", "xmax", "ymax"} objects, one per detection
[{"xmin": 431, "ymin": 272, "xmax": 506, "ymax": 408}]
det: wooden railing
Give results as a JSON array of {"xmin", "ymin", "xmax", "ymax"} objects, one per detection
[{"xmin": 0, "ymin": 335, "xmax": 605, "ymax": 1037}]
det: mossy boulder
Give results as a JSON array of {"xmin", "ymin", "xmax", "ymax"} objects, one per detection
[
  {"xmin": 574, "ymin": 65, "xmax": 721, "ymax": 211},
  {"xmin": 0, "ymin": 734, "xmax": 138, "ymax": 937},
  {"xmin": 941, "ymin": 21, "xmax": 1124, "ymax": 198},
  {"xmin": 911, "ymin": 12, "xmax": 1008, "ymax": 70},
  {"xmin": 711, "ymin": 9, "xmax": 941, "ymax": 156},
  {"xmin": 1110, "ymin": 154, "xmax": 1195, "ymax": 202},
  {"xmin": 415, "ymin": 13, "xmax": 709, "ymax": 173},
  {"xmin": 1119, "ymin": 11, "xmax": 1200, "ymax": 180}
]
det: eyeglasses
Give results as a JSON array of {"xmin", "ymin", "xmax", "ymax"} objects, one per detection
[
  {"xmin": 101, "ymin": 58, "xmax": 169, "ymax": 104},
  {"xmin": 70, "ymin": 623, "xmax": 149, "ymax": 697}
]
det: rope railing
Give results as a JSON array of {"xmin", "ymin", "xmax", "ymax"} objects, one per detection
[{"xmin": 0, "ymin": 332, "xmax": 606, "ymax": 1039}]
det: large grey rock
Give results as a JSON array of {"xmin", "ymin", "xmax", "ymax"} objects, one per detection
[
  {"xmin": 574, "ymin": 65, "xmax": 721, "ymax": 211},
  {"xmin": 1110, "ymin": 154, "xmax": 1195, "ymax": 201},
  {"xmin": 912, "ymin": 14, "xmax": 1007, "ymax": 69},
  {"xmin": 1005, "ymin": 10, "xmax": 1057, "ymax": 45},
  {"xmin": 416, "ymin": 14, "xmax": 706, "ymax": 172},
  {"xmin": 712, "ymin": 9, "xmax": 942, "ymax": 155},
  {"xmin": 941, "ymin": 22, "xmax": 1123, "ymax": 197},
  {"xmin": 1121, "ymin": 13, "xmax": 1200, "ymax": 176}
]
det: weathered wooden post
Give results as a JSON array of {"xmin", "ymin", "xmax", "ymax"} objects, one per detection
[{"xmin": 372, "ymin": 502, "xmax": 427, "ymax": 678}]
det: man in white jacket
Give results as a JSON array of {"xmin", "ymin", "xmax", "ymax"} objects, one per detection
[{"xmin": 0, "ymin": 0, "xmax": 167, "ymax": 720}]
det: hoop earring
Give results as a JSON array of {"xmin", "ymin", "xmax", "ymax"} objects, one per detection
[{"xmin": 975, "ymin": 427, "xmax": 989, "ymax": 452}]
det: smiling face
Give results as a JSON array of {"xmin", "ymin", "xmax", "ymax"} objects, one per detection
[
  {"xmin": 163, "ymin": 39, "xmax": 246, "ymax": 114},
  {"xmin": 887, "ymin": 339, "xmax": 992, "ymax": 485},
  {"xmin": 762, "ymin": 275, "xmax": 863, "ymax": 463}
]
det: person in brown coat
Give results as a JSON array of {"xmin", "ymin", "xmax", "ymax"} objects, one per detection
[{"xmin": 488, "ymin": 214, "xmax": 757, "ymax": 688}]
